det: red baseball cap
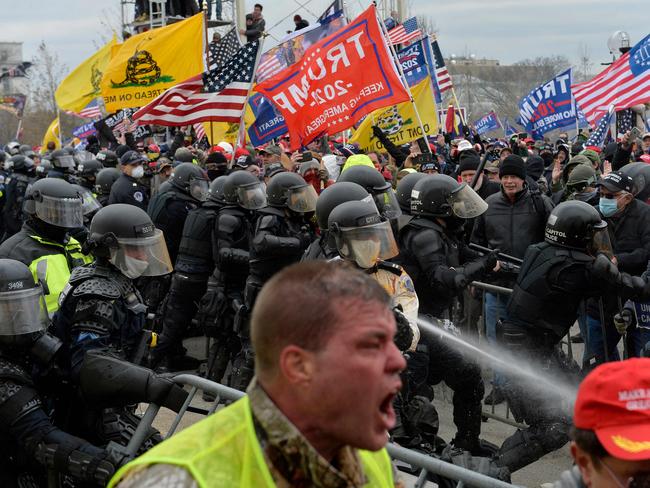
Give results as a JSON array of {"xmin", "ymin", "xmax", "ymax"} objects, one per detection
[{"xmin": 574, "ymin": 358, "xmax": 650, "ymax": 460}]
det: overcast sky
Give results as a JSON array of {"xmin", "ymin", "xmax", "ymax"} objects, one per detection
[{"xmin": 3, "ymin": 0, "xmax": 648, "ymax": 77}]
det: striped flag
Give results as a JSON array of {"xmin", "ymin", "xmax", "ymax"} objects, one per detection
[
  {"xmin": 387, "ymin": 17, "xmax": 422, "ymax": 45},
  {"xmin": 77, "ymin": 99, "xmax": 102, "ymax": 119},
  {"xmin": 209, "ymin": 27, "xmax": 241, "ymax": 71},
  {"xmin": 572, "ymin": 33, "xmax": 650, "ymax": 127},
  {"xmin": 193, "ymin": 123, "xmax": 206, "ymax": 141},
  {"xmin": 257, "ymin": 50, "xmax": 286, "ymax": 82},
  {"xmin": 585, "ymin": 106, "xmax": 614, "ymax": 149},
  {"xmin": 430, "ymin": 37, "xmax": 452, "ymax": 93},
  {"xmin": 133, "ymin": 41, "xmax": 260, "ymax": 126}
]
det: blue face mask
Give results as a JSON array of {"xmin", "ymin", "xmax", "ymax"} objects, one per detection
[{"xmin": 599, "ymin": 197, "xmax": 619, "ymax": 217}]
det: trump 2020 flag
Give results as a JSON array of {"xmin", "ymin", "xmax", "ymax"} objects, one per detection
[
  {"xmin": 473, "ymin": 111, "xmax": 501, "ymax": 136},
  {"xmin": 397, "ymin": 42, "xmax": 428, "ymax": 87},
  {"xmin": 255, "ymin": 5, "xmax": 410, "ymax": 150},
  {"xmin": 248, "ymin": 94, "xmax": 287, "ymax": 147},
  {"xmin": 518, "ymin": 68, "xmax": 576, "ymax": 139}
]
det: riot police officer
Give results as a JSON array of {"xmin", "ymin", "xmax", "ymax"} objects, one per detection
[
  {"xmin": 2, "ymin": 154, "xmax": 35, "ymax": 239},
  {"xmin": 494, "ymin": 200, "xmax": 650, "ymax": 473},
  {"xmin": 395, "ymin": 174, "xmax": 497, "ymax": 455},
  {"xmin": 95, "ymin": 167, "xmax": 121, "ymax": 206},
  {"xmin": 108, "ymin": 150, "xmax": 150, "ymax": 210},
  {"xmin": 232, "ymin": 172, "xmax": 318, "ymax": 390},
  {"xmin": 69, "ymin": 183, "xmax": 103, "ymax": 244},
  {"xmin": 0, "ymin": 258, "xmax": 124, "ymax": 486},
  {"xmin": 96, "ymin": 149, "xmax": 119, "ymax": 168},
  {"xmin": 77, "ymin": 158, "xmax": 104, "ymax": 192},
  {"xmin": 302, "ymin": 181, "xmax": 370, "ymax": 261},
  {"xmin": 337, "ymin": 164, "xmax": 402, "ymax": 220},
  {"xmin": 47, "ymin": 148, "xmax": 78, "ymax": 182},
  {"xmin": 0, "ymin": 178, "xmax": 91, "ymax": 315},
  {"xmin": 151, "ymin": 176, "xmax": 232, "ymax": 372}
]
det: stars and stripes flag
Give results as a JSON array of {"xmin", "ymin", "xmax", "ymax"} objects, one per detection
[
  {"xmin": 585, "ymin": 106, "xmax": 614, "ymax": 149},
  {"xmin": 430, "ymin": 37, "xmax": 452, "ymax": 93},
  {"xmin": 257, "ymin": 50, "xmax": 286, "ymax": 82},
  {"xmin": 387, "ymin": 17, "xmax": 422, "ymax": 45},
  {"xmin": 76, "ymin": 99, "xmax": 102, "ymax": 119},
  {"xmin": 193, "ymin": 123, "xmax": 206, "ymax": 141},
  {"xmin": 572, "ymin": 33, "xmax": 650, "ymax": 127},
  {"xmin": 133, "ymin": 40, "xmax": 260, "ymax": 126},
  {"xmin": 616, "ymin": 108, "xmax": 635, "ymax": 137},
  {"xmin": 208, "ymin": 27, "xmax": 242, "ymax": 71}
]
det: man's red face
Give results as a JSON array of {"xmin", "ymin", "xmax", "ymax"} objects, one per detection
[
  {"xmin": 305, "ymin": 301, "xmax": 405, "ymax": 451},
  {"xmin": 460, "ymin": 170, "xmax": 477, "ymax": 185}
]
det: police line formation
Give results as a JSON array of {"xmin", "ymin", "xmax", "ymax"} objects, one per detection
[{"xmin": 5, "ymin": 5, "xmax": 650, "ymax": 488}]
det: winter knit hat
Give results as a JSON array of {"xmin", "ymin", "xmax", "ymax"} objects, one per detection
[
  {"xmin": 499, "ymin": 155, "xmax": 526, "ymax": 180},
  {"xmin": 457, "ymin": 154, "xmax": 481, "ymax": 174}
]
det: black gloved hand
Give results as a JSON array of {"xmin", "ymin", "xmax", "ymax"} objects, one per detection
[
  {"xmin": 614, "ymin": 309, "xmax": 635, "ymax": 335},
  {"xmin": 591, "ymin": 254, "xmax": 620, "ymax": 283},
  {"xmin": 454, "ymin": 273, "xmax": 468, "ymax": 289},
  {"xmin": 371, "ymin": 125, "xmax": 383, "ymax": 138},
  {"xmin": 298, "ymin": 230, "xmax": 313, "ymax": 249},
  {"xmin": 393, "ymin": 306, "xmax": 414, "ymax": 352},
  {"xmin": 483, "ymin": 249, "xmax": 499, "ymax": 272}
]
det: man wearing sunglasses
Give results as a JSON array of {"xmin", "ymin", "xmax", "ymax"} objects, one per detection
[{"xmin": 555, "ymin": 358, "xmax": 650, "ymax": 488}]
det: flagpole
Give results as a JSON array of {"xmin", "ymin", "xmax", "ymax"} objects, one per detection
[
  {"xmin": 209, "ymin": 121, "xmax": 215, "ymax": 147},
  {"xmin": 56, "ymin": 107, "xmax": 62, "ymax": 146},
  {"xmin": 376, "ymin": 10, "xmax": 432, "ymax": 155},
  {"xmin": 15, "ymin": 118, "xmax": 22, "ymax": 142},
  {"xmin": 450, "ymin": 87, "xmax": 468, "ymax": 129},
  {"xmin": 231, "ymin": 36, "xmax": 266, "ymax": 168}
]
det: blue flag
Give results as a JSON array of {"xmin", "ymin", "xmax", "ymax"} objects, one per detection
[
  {"xmin": 421, "ymin": 36, "xmax": 442, "ymax": 104},
  {"xmin": 585, "ymin": 106, "xmax": 614, "ymax": 148},
  {"xmin": 518, "ymin": 68, "xmax": 576, "ymax": 139},
  {"xmin": 473, "ymin": 111, "xmax": 501, "ymax": 136},
  {"xmin": 396, "ymin": 42, "xmax": 428, "ymax": 87},
  {"xmin": 72, "ymin": 121, "xmax": 97, "ymax": 139},
  {"xmin": 503, "ymin": 117, "xmax": 517, "ymax": 137},
  {"xmin": 247, "ymin": 94, "xmax": 287, "ymax": 146}
]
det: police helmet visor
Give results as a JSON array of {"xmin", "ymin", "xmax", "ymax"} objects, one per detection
[
  {"xmin": 110, "ymin": 229, "xmax": 173, "ymax": 279},
  {"xmin": 54, "ymin": 154, "xmax": 76, "ymax": 169},
  {"xmin": 0, "ymin": 286, "xmax": 48, "ymax": 336},
  {"xmin": 338, "ymin": 220, "xmax": 399, "ymax": 269},
  {"xmin": 591, "ymin": 224, "xmax": 614, "ymax": 259},
  {"xmin": 449, "ymin": 184, "xmax": 488, "ymax": 218},
  {"xmin": 237, "ymin": 181, "xmax": 267, "ymax": 210},
  {"xmin": 287, "ymin": 184, "xmax": 318, "ymax": 213},
  {"xmin": 78, "ymin": 189, "xmax": 102, "ymax": 216},
  {"xmin": 75, "ymin": 151, "xmax": 93, "ymax": 163},
  {"xmin": 373, "ymin": 188, "xmax": 402, "ymax": 220},
  {"xmin": 189, "ymin": 178, "xmax": 209, "ymax": 202},
  {"xmin": 34, "ymin": 194, "xmax": 84, "ymax": 228}
]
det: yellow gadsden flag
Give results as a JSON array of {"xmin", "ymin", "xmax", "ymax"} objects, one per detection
[
  {"xmin": 101, "ymin": 13, "xmax": 205, "ymax": 113},
  {"xmin": 55, "ymin": 36, "xmax": 118, "ymax": 113},
  {"xmin": 40, "ymin": 117, "xmax": 60, "ymax": 153},
  {"xmin": 350, "ymin": 77, "xmax": 438, "ymax": 152}
]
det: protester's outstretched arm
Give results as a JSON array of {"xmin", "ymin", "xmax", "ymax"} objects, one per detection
[{"xmin": 372, "ymin": 126, "xmax": 409, "ymax": 167}]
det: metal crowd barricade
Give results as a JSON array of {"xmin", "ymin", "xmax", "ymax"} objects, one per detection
[{"xmin": 127, "ymin": 374, "xmax": 515, "ymax": 488}]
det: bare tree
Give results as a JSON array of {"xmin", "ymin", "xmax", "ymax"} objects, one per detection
[
  {"xmin": 416, "ymin": 15, "xmax": 438, "ymax": 36},
  {"xmin": 28, "ymin": 41, "xmax": 67, "ymax": 115},
  {"xmin": 577, "ymin": 43, "xmax": 592, "ymax": 83}
]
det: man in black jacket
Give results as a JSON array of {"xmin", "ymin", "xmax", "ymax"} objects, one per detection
[
  {"xmin": 471, "ymin": 155, "xmax": 553, "ymax": 403},
  {"xmin": 108, "ymin": 151, "xmax": 150, "ymax": 210}
]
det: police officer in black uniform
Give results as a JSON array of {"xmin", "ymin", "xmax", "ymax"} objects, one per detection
[
  {"xmin": 231, "ymin": 172, "xmax": 318, "ymax": 390},
  {"xmin": 493, "ymin": 200, "xmax": 650, "ymax": 473},
  {"xmin": 108, "ymin": 150, "xmax": 150, "ymax": 210},
  {"xmin": 396, "ymin": 174, "xmax": 498, "ymax": 455},
  {"xmin": 2, "ymin": 154, "xmax": 36, "ymax": 239},
  {"xmin": 47, "ymin": 148, "xmax": 78, "ymax": 182},
  {"xmin": 77, "ymin": 158, "xmax": 104, "ymax": 193},
  {"xmin": 198, "ymin": 171, "xmax": 266, "ymax": 384},
  {"xmin": 337, "ymin": 164, "xmax": 402, "ymax": 221},
  {"xmin": 96, "ymin": 149, "xmax": 119, "ymax": 168},
  {"xmin": 95, "ymin": 167, "xmax": 121, "ymax": 207},
  {"xmin": 302, "ymin": 181, "xmax": 371, "ymax": 261},
  {"xmin": 0, "ymin": 258, "xmax": 125, "ymax": 486}
]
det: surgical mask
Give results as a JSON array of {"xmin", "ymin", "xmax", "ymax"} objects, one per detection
[
  {"xmin": 131, "ymin": 165, "xmax": 145, "ymax": 179},
  {"xmin": 352, "ymin": 240, "xmax": 382, "ymax": 269},
  {"xmin": 121, "ymin": 255, "xmax": 150, "ymax": 279},
  {"xmin": 599, "ymin": 197, "xmax": 619, "ymax": 217}
]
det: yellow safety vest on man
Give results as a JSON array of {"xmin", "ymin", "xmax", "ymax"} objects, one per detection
[{"xmin": 109, "ymin": 396, "xmax": 395, "ymax": 488}]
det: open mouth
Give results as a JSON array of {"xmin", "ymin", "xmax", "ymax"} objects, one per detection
[{"xmin": 379, "ymin": 390, "xmax": 398, "ymax": 428}]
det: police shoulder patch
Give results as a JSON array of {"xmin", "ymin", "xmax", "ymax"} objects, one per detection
[{"xmin": 133, "ymin": 191, "xmax": 144, "ymax": 203}]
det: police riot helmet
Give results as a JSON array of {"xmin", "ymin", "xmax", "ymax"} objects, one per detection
[
  {"xmin": 0, "ymin": 150, "xmax": 6, "ymax": 164},
  {"xmin": 411, "ymin": 174, "xmax": 487, "ymax": 219},
  {"xmin": 544, "ymin": 200, "xmax": 612, "ymax": 256},
  {"xmin": 70, "ymin": 184, "xmax": 102, "ymax": 217},
  {"xmin": 168, "ymin": 162, "xmax": 209, "ymax": 202},
  {"xmin": 315, "ymin": 182, "xmax": 370, "ymax": 231},
  {"xmin": 96, "ymin": 150, "xmax": 119, "ymax": 168},
  {"xmin": 174, "ymin": 147, "xmax": 195, "ymax": 163},
  {"xmin": 396, "ymin": 172, "xmax": 428, "ymax": 213},
  {"xmin": 5, "ymin": 141, "xmax": 20, "ymax": 156},
  {"xmin": 23, "ymin": 178, "xmax": 83, "ymax": 229},
  {"xmin": 19, "ymin": 144, "xmax": 35, "ymax": 158},
  {"xmin": 208, "ymin": 175, "xmax": 228, "ymax": 205},
  {"xmin": 266, "ymin": 172, "xmax": 317, "ymax": 213},
  {"xmin": 94, "ymin": 168, "xmax": 121, "ymax": 196},
  {"xmin": 620, "ymin": 161, "xmax": 650, "ymax": 203},
  {"xmin": 49, "ymin": 149, "xmax": 76, "ymax": 171},
  {"xmin": 328, "ymin": 199, "xmax": 399, "ymax": 269},
  {"xmin": 77, "ymin": 159, "xmax": 104, "ymax": 179},
  {"xmin": 36, "ymin": 159, "xmax": 52, "ymax": 178},
  {"xmin": 337, "ymin": 165, "xmax": 401, "ymax": 220},
  {"xmin": 8, "ymin": 154, "xmax": 35, "ymax": 173},
  {"xmin": 223, "ymin": 171, "xmax": 267, "ymax": 209},
  {"xmin": 0, "ymin": 259, "xmax": 49, "ymax": 347},
  {"xmin": 87, "ymin": 204, "xmax": 173, "ymax": 279}
]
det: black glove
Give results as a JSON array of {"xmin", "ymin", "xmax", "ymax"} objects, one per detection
[
  {"xmin": 454, "ymin": 273, "xmax": 468, "ymax": 289},
  {"xmin": 591, "ymin": 254, "xmax": 620, "ymax": 283},
  {"xmin": 393, "ymin": 306, "xmax": 414, "ymax": 352},
  {"xmin": 298, "ymin": 230, "xmax": 313, "ymax": 249},
  {"xmin": 371, "ymin": 125, "xmax": 383, "ymax": 138},
  {"xmin": 483, "ymin": 249, "xmax": 499, "ymax": 272},
  {"xmin": 614, "ymin": 309, "xmax": 635, "ymax": 335}
]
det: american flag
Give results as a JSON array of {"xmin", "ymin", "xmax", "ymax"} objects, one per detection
[
  {"xmin": 616, "ymin": 108, "xmax": 635, "ymax": 137},
  {"xmin": 318, "ymin": 0, "xmax": 342, "ymax": 23},
  {"xmin": 430, "ymin": 37, "xmax": 452, "ymax": 93},
  {"xmin": 387, "ymin": 17, "xmax": 422, "ymax": 46},
  {"xmin": 585, "ymin": 106, "xmax": 614, "ymax": 149},
  {"xmin": 77, "ymin": 99, "xmax": 102, "ymax": 119},
  {"xmin": 194, "ymin": 123, "xmax": 206, "ymax": 141},
  {"xmin": 572, "ymin": 33, "xmax": 650, "ymax": 127},
  {"xmin": 0, "ymin": 62, "xmax": 32, "ymax": 80},
  {"xmin": 209, "ymin": 27, "xmax": 242, "ymax": 71},
  {"xmin": 257, "ymin": 49, "xmax": 287, "ymax": 82},
  {"xmin": 133, "ymin": 40, "xmax": 260, "ymax": 126},
  {"xmin": 113, "ymin": 115, "xmax": 137, "ymax": 135}
]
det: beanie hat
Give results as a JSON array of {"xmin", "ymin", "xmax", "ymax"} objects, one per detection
[
  {"xmin": 499, "ymin": 155, "xmax": 526, "ymax": 180},
  {"xmin": 206, "ymin": 151, "xmax": 227, "ymax": 166},
  {"xmin": 457, "ymin": 154, "xmax": 481, "ymax": 174},
  {"xmin": 174, "ymin": 147, "xmax": 194, "ymax": 163},
  {"xmin": 581, "ymin": 149, "xmax": 600, "ymax": 167}
]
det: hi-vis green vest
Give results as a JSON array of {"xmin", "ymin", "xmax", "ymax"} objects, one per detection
[{"xmin": 109, "ymin": 396, "xmax": 395, "ymax": 488}]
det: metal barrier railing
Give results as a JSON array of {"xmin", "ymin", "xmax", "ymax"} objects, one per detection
[{"xmin": 127, "ymin": 374, "xmax": 516, "ymax": 488}]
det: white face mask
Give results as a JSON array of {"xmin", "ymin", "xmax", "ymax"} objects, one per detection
[
  {"xmin": 120, "ymin": 255, "xmax": 150, "ymax": 279},
  {"xmin": 131, "ymin": 165, "xmax": 145, "ymax": 179}
]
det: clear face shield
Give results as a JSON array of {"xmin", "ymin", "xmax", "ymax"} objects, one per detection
[
  {"xmin": 237, "ymin": 181, "xmax": 267, "ymax": 210},
  {"xmin": 287, "ymin": 184, "xmax": 318, "ymax": 213},
  {"xmin": 78, "ymin": 189, "xmax": 102, "ymax": 216},
  {"xmin": 373, "ymin": 188, "xmax": 402, "ymax": 220},
  {"xmin": 337, "ymin": 220, "xmax": 399, "ymax": 269},
  {"xmin": 0, "ymin": 286, "xmax": 48, "ymax": 337},
  {"xmin": 34, "ymin": 194, "xmax": 84, "ymax": 228},
  {"xmin": 54, "ymin": 155, "xmax": 76, "ymax": 169},
  {"xmin": 189, "ymin": 177, "xmax": 209, "ymax": 202},
  {"xmin": 109, "ymin": 229, "xmax": 173, "ymax": 279},
  {"xmin": 590, "ymin": 223, "xmax": 614, "ymax": 259},
  {"xmin": 449, "ymin": 183, "xmax": 488, "ymax": 218}
]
